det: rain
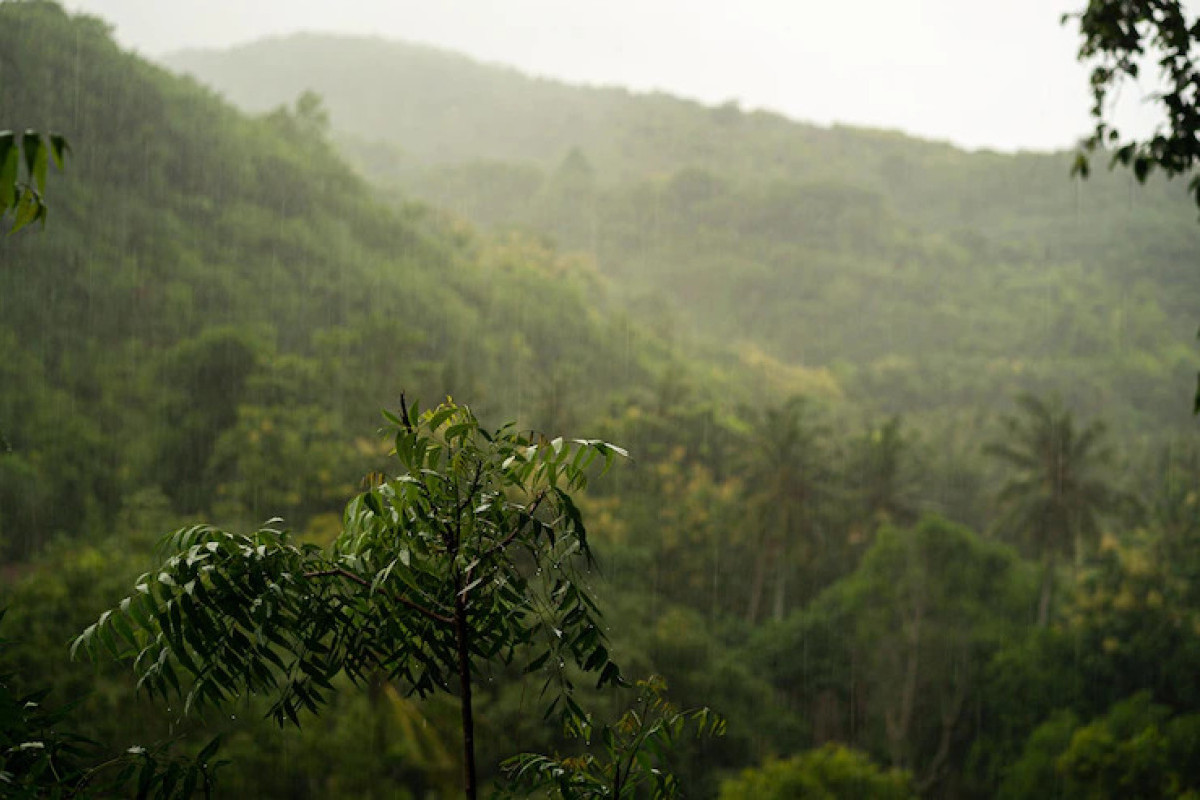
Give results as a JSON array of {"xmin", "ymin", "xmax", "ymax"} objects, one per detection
[{"xmin": 4, "ymin": 0, "xmax": 1200, "ymax": 797}]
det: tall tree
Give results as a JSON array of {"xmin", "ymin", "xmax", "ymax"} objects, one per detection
[
  {"xmin": 742, "ymin": 396, "xmax": 831, "ymax": 624},
  {"xmin": 847, "ymin": 416, "xmax": 919, "ymax": 533},
  {"xmin": 985, "ymin": 394, "xmax": 1128, "ymax": 626},
  {"xmin": 749, "ymin": 517, "xmax": 1032, "ymax": 792}
]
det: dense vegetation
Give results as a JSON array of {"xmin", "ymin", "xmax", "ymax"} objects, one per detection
[
  {"xmin": 172, "ymin": 32, "xmax": 1200, "ymax": 435},
  {"xmin": 3, "ymin": 1, "xmax": 1200, "ymax": 797}
]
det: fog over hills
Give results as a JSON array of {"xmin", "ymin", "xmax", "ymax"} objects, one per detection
[
  {"xmin": 10, "ymin": 6, "xmax": 1200, "ymax": 798},
  {"xmin": 165, "ymin": 34, "xmax": 1200, "ymax": 434},
  {"xmin": 70, "ymin": 0, "xmax": 1111, "ymax": 152}
]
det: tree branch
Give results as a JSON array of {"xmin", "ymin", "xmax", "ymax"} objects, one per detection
[
  {"xmin": 304, "ymin": 568, "xmax": 453, "ymax": 625},
  {"xmin": 483, "ymin": 490, "xmax": 549, "ymax": 561},
  {"xmin": 454, "ymin": 462, "xmax": 485, "ymax": 526}
]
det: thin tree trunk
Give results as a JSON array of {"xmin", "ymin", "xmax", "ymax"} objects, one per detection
[
  {"xmin": 916, "ymin": 674, "xmax": 968, "ymax": 793},
  {"xmin": 885, "ymin": 599, "xmax": 922, "ymax": 768},
  {"xmin": 1037, "ymin": 556, "xmax": 1055, "ymax": 628},
  {"xmin": 772, "ymin": 550, "xmax": 787, "ymax": 622},
  {"xmin": 454, "ymin": 581, "xmax": 477, "ymax": 799},
  {"xmin": 747, "ymin": 536, "xmax": 772, "ymax": 624},
  {"xmin": 772, "ymin": 508, "xmax": 792, "ymax": 622}
]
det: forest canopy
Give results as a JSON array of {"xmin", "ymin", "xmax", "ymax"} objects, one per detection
[{"xmin": 3, "ymin": 1, "xmax": 1200, "ymax": 798}]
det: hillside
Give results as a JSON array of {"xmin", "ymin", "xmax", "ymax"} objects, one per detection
[
  {"xmin": 2, "ymin": 6, "xmax": 847, "ymax": 795},
  {"xmin": 0, "ymin": 3, "xmax": 734, "ymax": 794},
  {"xmin": 1, "ymin": 6, "xmax": 741, "ymax": 558},
  {"xmin": 167, "ymin": 34, "xmax": 1200, "ymax": 435},
  {"xmin": 165, "ymin": 32, "xmax": 1198, "ymax": 233},
  {"xmin": 10, "ymin": 6, "xmax": 1200, "ymax": 799}
]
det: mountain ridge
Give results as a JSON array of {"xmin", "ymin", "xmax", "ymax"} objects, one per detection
[
  {"xmin": 162, "ymin": 29, "xmax": 1200, "ymax": 436},
  {"xmin": 167, "ymin": 30, "xmax": 992, "ymax": 158},
  {"xmin": 162, "ymin": 32, "xmax": 988, "ymax": 185}
]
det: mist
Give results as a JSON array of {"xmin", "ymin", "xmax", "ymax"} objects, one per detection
[
  {"xmin": 67, "ymin": 0, "xmax": 1165, "ymax": 152},
  {"xmin": 4, "ymin": 0, "xmax": 1200, "ymax": 797}
]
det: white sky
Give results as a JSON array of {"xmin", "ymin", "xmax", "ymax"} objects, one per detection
[{"xmin": 63, "ymin": 0, "xmax": 1188, "ymax": 152}]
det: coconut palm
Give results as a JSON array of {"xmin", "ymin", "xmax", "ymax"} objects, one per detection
[
  {"xmin": 742, "ymin": 396, "xmax": 833, "ymax": 623},
  {"xmin": 985, "ymin": 394, "xmax": 1129, "ymax": 626},
  {"xmin": 848, "ymin": 415, "xmax": 919, "ymax": 531}
]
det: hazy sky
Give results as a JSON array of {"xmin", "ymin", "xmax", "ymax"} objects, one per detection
[{"xmin": 64, "ymin": 0, "xmax": 1187, "ymax": 152}]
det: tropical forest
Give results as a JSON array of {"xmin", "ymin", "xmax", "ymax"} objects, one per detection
[{"xmin": 4, "ymin": 0, "xmax": 1200, "ymax": 797}]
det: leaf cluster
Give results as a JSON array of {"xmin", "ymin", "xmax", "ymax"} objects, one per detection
[
  {"xmin": 2, "ymin": 609, "xmax": 225, "ymax": 799},
  {"xmin": 74, "ymin": 399, "xmax": 627, "ymax": 732},
  {"xmin": 0, "ymin": 129, "xmax": 68, "ymax": 233},
  {"xmin": 985, "ymin": 394, "xmax": 1133, "ymax": 561},
  {"xmin": 1068, "ymin": 0, "xmax": 1200, "ymax": 206},
  {"xmin": 501, "ymin": 675, "xmax": 725, "ymax": 799},
  {"xmin": 717, "ymin": 744, "xmax": 916, "ymax": 800}
]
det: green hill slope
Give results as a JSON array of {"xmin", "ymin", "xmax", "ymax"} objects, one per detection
[
  {"xmin": 2, "ymin": 5, "xmax": 756, "ymax": 792},
  {"xmin": 166, "ymin": 33, "xmax": 1200, "ymax": 434},
  {"xmin": 0, "ymin": 3, "xmax": 703, "ymax": 559},
  {"xmin": 9, "ymin": 9, "xmax": 1200, "ymax": 798}
]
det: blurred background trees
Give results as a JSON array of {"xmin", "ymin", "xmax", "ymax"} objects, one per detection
[{"xmin": 3, "ymin": 1, "xmax": 1200, "ymax": 796}]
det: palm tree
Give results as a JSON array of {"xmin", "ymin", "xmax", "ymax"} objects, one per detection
[
  {"xmin": 742, "ymin": 396, "xmax": 832, "ymax": 623},
  {"xmin": 985, "ymin": 394, "xmax": 1128, "ymax": 626},
  {"xmin": 848, "ymin": 415, "xmax": 919, "ymax": 532}
]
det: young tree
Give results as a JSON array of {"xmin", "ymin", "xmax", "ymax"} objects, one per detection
[{"xmin": 76, "ymin": 398, "xmax": 627, "ymax": 799}]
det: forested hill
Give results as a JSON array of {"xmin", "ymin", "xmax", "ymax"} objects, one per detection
[
  {"xmin": 165, "ymin": 32, "xmax": 1197, "ymax": 232},
  {"xmin": 14, "ymin": 7, "xmax": 1200, "ymax": 798},
  {"xmin": 0, "ymin": 2, "xmax": 716, "ymax": 559},
  {"xmin": 1, "ymin": 7, "xmax": 797, "ymax": 795},
  {"xmin": 162, "ymin": 34, "xmax": 1072, "ymax": 209},
  {"xmin": 167, "ymin": 34, "xmax": 1200, "ymax": 435}
]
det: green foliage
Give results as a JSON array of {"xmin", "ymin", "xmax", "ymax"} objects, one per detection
[
  {"xmin": 1, "ymin": 609, "xmax": 226, "ymax": 798},
  {"xmin": 501, "ymin": 675, "xmax": 725, "ymax": 799},
  {"xmin": 9, "ymin": 2, "xmax": 1200, "ymax": 796},
  {"xmin": 168, "ymin": 29, "xmax": 1200, "ymax": 436},
  {"xmin": 986, "ymin": 394, "xmax": 1128, "ymax": 561},
  {"xmin": 0, "ymin": 330, "xmax": 122, "ymax": 559},
  {"xmin": 740, "ymin": 396, "xmax": 834, "ymax": 623},
  {"xmin": 155, "ymin": 328, "xmax": 261, "ymax": 513},
  {"xmin": 986, "ymin": 394, "xmax": 1132, "ymax": 624},
  {"xmin": 968, "ymin": 526, "xmax": 1200, "ymax": 794},
  {"xmin": 76, "ymin": 398, "xmax": 625, "ymax": 794},
  {"xmin": 1068, "ymin": 0, "xmax": 1200, "ymax": 206},
  {"xmin": 1, "ymin": 621, "xmax": 92, "ymax": 795},
  {"xmin": 0, "ymin": 128, "xmax": 68, "ymax": 233},
  {"xmin": 1065, "ymin": 0, "xmax": 1200, "ymax": 411},
  {"xmin": 1002, "ymin": 694, "xmax": 1200, "ymax": 799},
  {"xmin": 0, "ymin": 0, "xmax": 660, "ymax": 557},
  {"xmin": 717, "ymin": 744, "xmax": 916, "ymax": 800},
  {"xmin": 750, "ymin": 517, "xmax": 1035, "ymax": 791},
  {"xmin": 1068, "ymin": 531, "xmax": 1200, "ymax": 713},
  {"xmin": 845, "ymin": 416, "xmax": 918, "ymax": 530},
  {"xmin": 996, "ymin": 709, "xmax": 1079, "ymax": 800},
  {"xmin": 1057, "ymin": 694, "xmax": 1176, "ymax": 799}
]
